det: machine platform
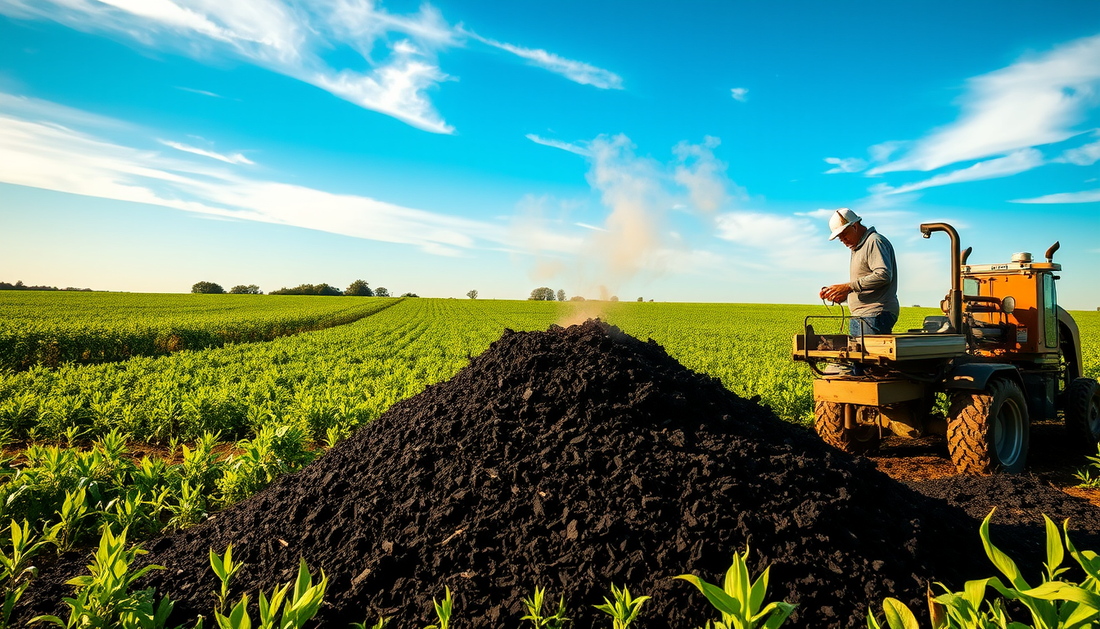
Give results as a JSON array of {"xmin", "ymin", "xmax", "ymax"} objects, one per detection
[{"xmin": 793, "ymin": 332, "xmax": 967, "ymax": 362}]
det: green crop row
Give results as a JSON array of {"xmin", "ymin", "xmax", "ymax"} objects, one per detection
[
  {"xmin": 0, "ymin": 293, "xmax": 400, "ymax": 371},
  {"xmin": 4, "ymin": 506, "xmax": 1098, "ymax": 628},
  {"xmin": 1, "ymin": 301, "xmax": 1097, "ymax": 448}
]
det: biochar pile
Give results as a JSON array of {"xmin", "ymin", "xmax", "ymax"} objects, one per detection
[{"xmin": 20, "ymin": 321, "xmax": 1093, "ymax": 627}]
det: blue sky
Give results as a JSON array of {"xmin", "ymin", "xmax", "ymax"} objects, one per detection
[{"xmin": 0, "ymin": 1, "xmax": 1097, "ymax": 308}]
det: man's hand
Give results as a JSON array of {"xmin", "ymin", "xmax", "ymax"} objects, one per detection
[{"xmin": 820, "ymin": 283, "xmax": 852, "ymax": 303}]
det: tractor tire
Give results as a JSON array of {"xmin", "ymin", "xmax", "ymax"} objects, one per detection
[
  {"xmin": 1065, "ymin": 377, "xmax": 1100, "ymax": 447},
  {"xmin": 814, "ymin": 400, "xmax": 880, "ymax": 454},
  {"xmin": 947, "ymin": 378, "xmax": 1029, "ymax": 475}
]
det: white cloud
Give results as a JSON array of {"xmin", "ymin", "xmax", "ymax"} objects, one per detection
[
  {"xmin": 311, "ymin": 53, "xmax": 453, "ymax": 134},
  {"xmin": 824, "ymin": 157, "xmax": 868, "ymax": 174},
  {"xmin": 730, "ymin": 87, "xmax": 748, "ymax": 102},
  {"xmin": 715, "ymin": 212, "xmax": 819, "ymax": 248},
  {"xmin": 526, "ymin": 134, "xmax": 590, "ymax": 156},
  {"xmin": 673, "ymin": 136, "xmax": 737, "ymax": 212},
  {"xmin": 871, "ymin": 149, "xmax": 1045, "ymax": 196},
  {"xmin": 869, "ymin": 33, "xmax": 1100, "ymax": 174},
  {"xmin": 176, "ymin": 86, "xmax": 223, "ymax": 98},
  {"xmin": 1054, "ymin": 131, "xmax": 1100, "ymax": 165},
  {"xmin": 796, "ymin": 208, "xmax": 840, "ymax": 219},
  {"xmin": 1010, "ymin": 189, "xmax": 1100, "ymax": 204},
  {"xmin": 0, "ymin": 0, "xmax": 455, "ymax": 133},
  {"xmin": 574, "ymin": 222, "xmax": 607, "ymax": 232},
  {"xmin": 159, "ymin": 139, "xmax": 253, "ymax": 164},
  {"xmin": 465, "ymin": 30, "xmax": 623, "ymax": 89},
  {"xmin": 0, "ymin": 96, "xmax": 517, "ymax": 255}
]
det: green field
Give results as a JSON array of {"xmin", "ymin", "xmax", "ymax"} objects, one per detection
[
  {"xmin": 2, "ymin": 296, "xmax": 1096, "ymax": 445},
  {"xmin": 0, "ymin": 292, "xmax": 400, "ymax": 371},
  {"xmin": 1, "ymin": 295, "xmax": 1097, "ymax": 626}
]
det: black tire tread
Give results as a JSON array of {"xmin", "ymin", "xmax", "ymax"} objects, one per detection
[{"xmin": 1065, "ymin": 377, "xmax": 1100, "ymax": 445}]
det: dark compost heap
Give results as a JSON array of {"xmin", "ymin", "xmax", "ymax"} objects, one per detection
[{"xmin": 19, "ymin": 320, "xmax": 1100, "ymax": 628}]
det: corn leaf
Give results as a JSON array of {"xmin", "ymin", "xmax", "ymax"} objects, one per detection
[
  {"xmin": 980, "ymin": 509, "xmax": 1029, "ymax": 590},
  {"xmin": 882, "ymin": 598, "xmax": 919, "ymax": 629},
  {"xmin": 1044, "ymin": 515, "xmax": 1064, "ymax": 580},
  {"xmin": 674, "ymin": 574, "xmax": 742, "ymax": 616}
]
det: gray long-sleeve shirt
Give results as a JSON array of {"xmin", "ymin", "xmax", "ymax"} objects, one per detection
[{"xmin": 846, "ymin": 227, "xmax": 899, "ymax": 316}]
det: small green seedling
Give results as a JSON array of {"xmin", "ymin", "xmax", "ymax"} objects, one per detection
[
  {"xmin": 211, "ymin": 544, "xmax": 244, "ymax": 615},
  {"xmin": 674, "ymin": 546, "xmax": 795, "ymax": 629},
  {"xmin": 522, "ymin": 585, "xmax": 569, "ymax": 628},
  {"xmin": 424, "ymin": 586, "xmax": 453, "ymax": 629},
  {"xmin": 593, "ymin": 584, "xmax": 648, "ymax": 629}
]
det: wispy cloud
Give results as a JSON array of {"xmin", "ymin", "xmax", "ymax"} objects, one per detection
[
  {"xmin": 176, "ymin": 86, "xmax": 223, "ymax": 98},
  {"xmin": 0, "ymin": 94, "xmax": 514, "ymax": 254},
  {"xmin": 574, "ymin": 222, "xmax": 607, "ymax": 232},
  {"xmin": 868, "ymin": 33, "xmax": 1100, "ymax": 174},
  {"xmin": 1054, "ymin": 131, "xmax": 1100, "ymax": 166},
  {"xmin": 1010, "ymin": 189, "xmax": 1100, "ymax": 204},
  {"xmin": 465, "ymin": 30, "xmax": 623, "ymax": 89},
  {"xmin": 159, "ymin": 139, "xmax": 253, "ymax": 164},
  {"xmin": 730, "ymin": 87, "xmax": 748, "ymax": 102},
  {"xmin": 823, "ymin": 157, "xmax": 867, "ymax": 174},
  {"xmin": 526, "ymin": 133, "xmax": 590, "ymax": 156},
  {"xmin": 872, "ymin": 149, "xmax": 1044, "ymax": 196},
  {"xmin": 674, "ymin": 136, "xmax": 738, "ymax": 212},
  {"xmin": 0, "ymin": 0, "xmax": 457, "ymax": 133}
]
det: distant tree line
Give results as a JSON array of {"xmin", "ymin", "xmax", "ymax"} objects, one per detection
[
  {"xmin": 529, "ymin": 287, "xmax": 622, "ymax": 301},
  {"xmin": 192, "ymin": 280, "xmax": 403, "ymax": 297},
  {"xmin": 0, "ymin": 280, "xmax": 92, "ymax": 291},
  {"xmin": 529, "ymin": 287, "xmax": 571, "ymax": 301}
]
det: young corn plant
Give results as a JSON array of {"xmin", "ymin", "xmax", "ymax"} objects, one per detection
[
  {"xmin": 168, "ymin": 480, "xmax": 208, "ymax": 530},
  {"xmin": 31, "ymin": 526, "xmax": 172, "ymax": 629},
  {"xmin": 424, "ymin": 586, "xmax": 453, "ymax": 629},
  {"xmin": 213, "ymin": 558, "xmax": 327, "ymax": 629},
  {"xmin": 1, "ymin": 520, "xmax": 51, "ymax": 629},
  {"xmin": 1073, "ymin": 445, "xmax": 1100, "ymax": 489},
  {"xmin": 674, "ymin": 546, "xmax": 796, "ymax": 629},
  {"xmin": 522, "ymin": 585, "xmax": 569, "ymax": 628},
  {"xmin": 211, "ymin": 544, "xmax": 244, "ymax": 615},
  {"xmin": 867, "ymin": 508, "xmax": 1100, "ymax": 629},
  {"xmin": 593, "ymin": 584, "xmax": 648, "ymax": 629},
  {"xmin": 865, "ymin": 598, "xmax": 921, "ymax": 629},
  {"xmin": 53, "ymin": 487, "xmax": 91, "ymax": 551}
]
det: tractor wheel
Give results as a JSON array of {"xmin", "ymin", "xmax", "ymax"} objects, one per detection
[
  {"xmin": 1065, "ymin": 377, "xmax": 1100, "ymax": 447},
  {"xmin": 814, "ymin": 400, "xmax": 880, "ymax": 454},
  {"xmin": 947, "ymin": 378, "xmax": 1029, "ymax": 474}
]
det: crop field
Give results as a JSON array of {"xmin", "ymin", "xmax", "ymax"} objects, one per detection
[
  {"xmin": 2, "ymin": 295, "xmax": 1099, "ymax": 628},
  {"xmin": 1, "ymin": 297, "xmax": 1097, "ymax": 445},
  {"xmin": 0, "ymin": 292, "xmax": 400, "ymax": 371}
]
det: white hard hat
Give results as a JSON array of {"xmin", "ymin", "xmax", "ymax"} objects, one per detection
[{"xmin": 828, "ymin": 208, "xmax": 862, "ymax": 240}]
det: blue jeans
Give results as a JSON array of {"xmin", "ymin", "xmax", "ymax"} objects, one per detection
[{"xmin": 849, "ymin": 311, "xmax": 898, "ymax": 337}]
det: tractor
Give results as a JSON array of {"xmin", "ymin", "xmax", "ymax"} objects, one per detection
[{"xmin": 792, "ymin": 222, "xmax": 1100, "ymax": 474}]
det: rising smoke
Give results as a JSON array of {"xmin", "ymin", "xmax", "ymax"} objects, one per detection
[{"xmin": 513, "ymin": 133, "xmax": 737, "ymax": 314}]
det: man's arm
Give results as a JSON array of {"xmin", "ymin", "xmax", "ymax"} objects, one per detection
[{"xmin": 848, "ymin": 239, "xmax": 894, "ymax": 293}]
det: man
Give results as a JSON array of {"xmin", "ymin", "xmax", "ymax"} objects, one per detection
[{"xmin": 819, "ymin": 208, "xmax": 899, "ymax": 337}]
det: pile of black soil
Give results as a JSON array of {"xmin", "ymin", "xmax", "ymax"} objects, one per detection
[{"xmin": 19, "ymin": 321, "xmax": 1094, "ymax": 628}]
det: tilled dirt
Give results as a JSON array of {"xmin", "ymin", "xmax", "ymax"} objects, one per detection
[{"xmin": 17, "ymin": 321, "xmax": 1100, "ymax": 628}]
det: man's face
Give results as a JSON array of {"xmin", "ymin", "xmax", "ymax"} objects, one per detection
[{"xmin": 837, "ymin": 223, "xmax": 863, "ymax": 249}]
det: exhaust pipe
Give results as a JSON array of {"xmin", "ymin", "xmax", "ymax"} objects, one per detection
[
  {"xmin": 1045, "ymin": 241, "xmax": 1059, "ymax": 263},
  {"xmin": 920, "ymin": 223, "xmax": 962, "ymax": 333}
]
